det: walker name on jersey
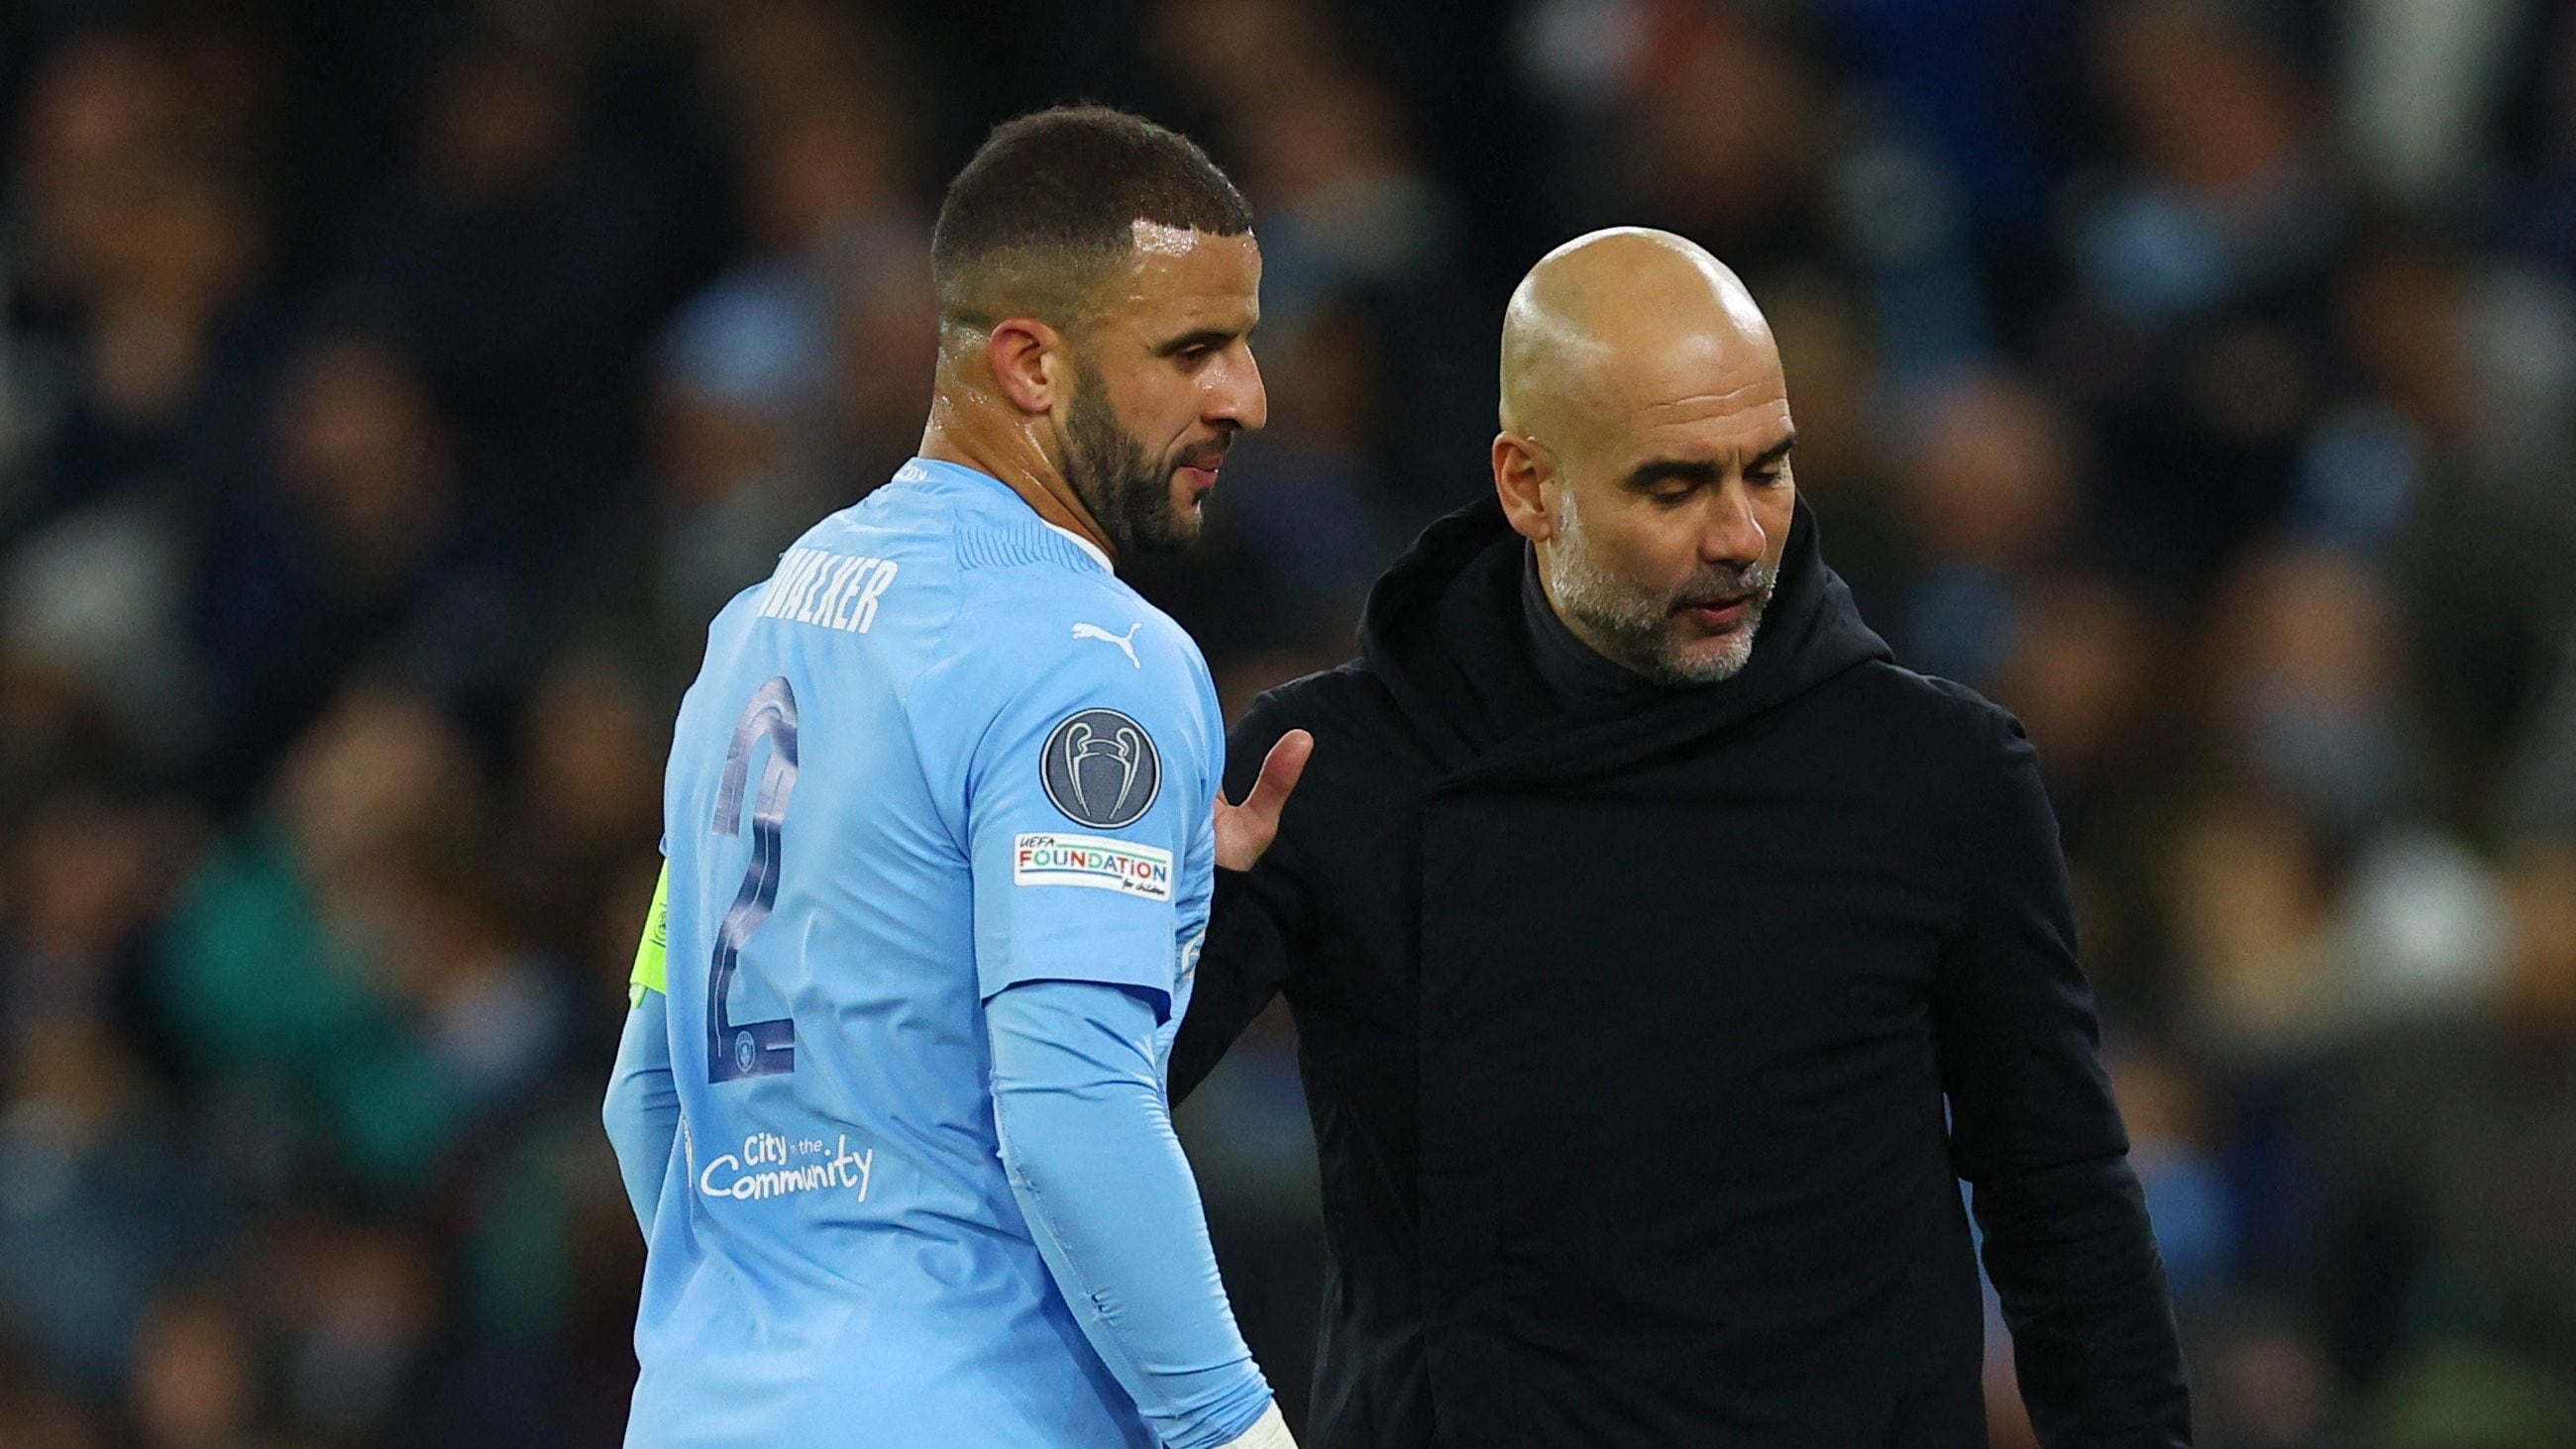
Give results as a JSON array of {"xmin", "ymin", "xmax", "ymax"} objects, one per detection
[
  {"xmin": 756, "ymin": 548, "xmax": 901, "ymax": 633},
  {"xmin": 697, "ymin": 1129, "xmax": 875, "ymax": 1203},
  {"xmin": 1012, "ymin": 832, "xmax": 1174, "ymax": 901}
]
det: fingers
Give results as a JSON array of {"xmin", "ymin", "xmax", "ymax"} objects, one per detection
[
  {"xmin": 1213, "ymin": 731, "xmax": 1314, "ymax": 874},
  {"xmin": 1241, "ymin": 729, "xmax": 1314, "ymax": 820}
]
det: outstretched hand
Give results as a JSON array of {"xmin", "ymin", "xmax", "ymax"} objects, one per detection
[{"xmin": 1214, "ymin": 729, "xmax": 1313, "ymax": 873}]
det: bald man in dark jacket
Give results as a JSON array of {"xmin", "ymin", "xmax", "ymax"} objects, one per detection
[{"xmin": 1176, "ymin": 230, "xmax": 2189, "ymax": 1448}]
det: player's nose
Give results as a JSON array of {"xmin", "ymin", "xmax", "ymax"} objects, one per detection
[{"xmin": 1208, "ymin": 346, "xmax": 1267, "ymax": 433}]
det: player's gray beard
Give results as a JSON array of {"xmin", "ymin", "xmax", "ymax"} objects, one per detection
[
  {"xmin": 1549, "ymin": 486, "xmax": 1775, "ymax": 685},
  {"xmin": 1064, "ymin": 363, "xmax": 1199, "ymax": 556}
]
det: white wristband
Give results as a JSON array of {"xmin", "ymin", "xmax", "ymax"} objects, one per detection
[{"xmin": 1215, "ymin": 1401, "xmax": 1297, "ymax": 1449}]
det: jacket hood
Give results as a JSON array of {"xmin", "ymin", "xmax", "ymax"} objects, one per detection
[{"xmin": 1354, "ymin": 491, "xmax": 1891, "ymax": 786}]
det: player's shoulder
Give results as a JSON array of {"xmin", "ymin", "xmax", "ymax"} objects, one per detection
[
  {"xmin": 915, "ymin": 573, "xmax": 1218, "ymax": 806},
  {"xmin": 727, "ymin": 473, "xmax": 967, "ymax": 632},
  {"xmin": 951, "ymin": 544, "xmax": 1204, "ymax": 675},
  {"xmin": 802, "ymin": 472, "xmax": 965, "ymax": 579},
  {"xmin": 873, "ymin": 460, "xmax": 1214, "ymax": 719},
  {"xmin": 950, "ymin": 582, "xmax": 1211, "ymax": 759},
  {"xmin": 873, "ymin": 514, "xmax": 1174, "ymax": 707}
]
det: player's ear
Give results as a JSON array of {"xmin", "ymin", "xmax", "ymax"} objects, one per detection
[
  {"xmin": 985, "ymin": 319, "xmax": 1066, "ymax": 416},
  {"xmin": 1494, "ymin": 431, "xmax": 1556, "ymax": 543}
]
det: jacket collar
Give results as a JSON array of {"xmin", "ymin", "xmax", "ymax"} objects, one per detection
[{"xmin": 1356, "ymin": 491, "xmax": 1891, "ymax": 785}]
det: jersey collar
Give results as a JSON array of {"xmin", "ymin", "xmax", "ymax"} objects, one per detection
[{"xmin": 900, "ymin": 457, "xmax": 1116, "ymax": 575}]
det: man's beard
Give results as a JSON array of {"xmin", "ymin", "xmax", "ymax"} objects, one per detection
[
  {"xmin": 1063, "ymin": 363, "xmax": 1200, "ymax": 557},
  {"xmin": 1548, "ymin": 488, "xmax": 1777, "ymax": 685}
]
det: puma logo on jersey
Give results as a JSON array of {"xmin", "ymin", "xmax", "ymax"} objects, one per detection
[{"xmin": 1071, "ymin": 621, "xmax": 1143, "ymax": 669}]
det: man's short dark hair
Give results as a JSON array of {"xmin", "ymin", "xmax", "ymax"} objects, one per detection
[{"xmin": 930, "ymin": 106, "xmax": 1252, "ymax": 334}]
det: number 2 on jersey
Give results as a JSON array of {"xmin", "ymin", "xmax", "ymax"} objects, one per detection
[{"xmin": 707, "ymin": 676, "xmax": 800, "ymax": 1083}]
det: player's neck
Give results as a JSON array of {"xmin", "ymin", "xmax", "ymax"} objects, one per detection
[{"xmin": 918, "ymin": 412, "xmax": 1117, "ymax": 562}]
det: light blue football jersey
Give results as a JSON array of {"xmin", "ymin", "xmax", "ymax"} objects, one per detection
[{"xmin": 625, "ymin": 458, "xmax": 1223, "ymax": 1448}]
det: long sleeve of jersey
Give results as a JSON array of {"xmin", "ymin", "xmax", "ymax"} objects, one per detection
[
  {"xmin": 986, "ymin": 977, "xmax": 1275, "ymax": 1449},
  {"xmin": 604, "ymin": 988, "xmax": 682, "ymax": 1235}
]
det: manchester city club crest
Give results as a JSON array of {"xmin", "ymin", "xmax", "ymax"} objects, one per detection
[{"xmin": 1041, "ymin": 708, "xmax": 1161, "ymax": 829}]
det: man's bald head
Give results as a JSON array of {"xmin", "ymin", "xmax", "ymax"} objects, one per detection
[
  {"xmin": 1498, "ymin": 228, "xmax": 1779, "ymax": 449},
  {"xmin": 1492, "ymin": 228, "xmax": 1797, "ymax": 686}
]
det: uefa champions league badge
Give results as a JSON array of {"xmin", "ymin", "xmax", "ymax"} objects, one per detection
[{"xmin": 1041, "ymin": 708, "xmax": 1161, "ymax": 829}]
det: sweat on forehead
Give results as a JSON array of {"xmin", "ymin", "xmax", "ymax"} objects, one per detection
[{"xmin": 1498, "ymin": 229, "xmax": 1778, "ymax": 439}]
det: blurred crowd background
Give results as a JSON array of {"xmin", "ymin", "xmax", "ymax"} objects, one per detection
[{"xmin": 3, "ymin": 0, "xmax": 2575, "ymax": 1444}]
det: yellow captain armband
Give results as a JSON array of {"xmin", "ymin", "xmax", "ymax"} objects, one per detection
[{"xmin": 629, "ymin": 863, "xmax": 672, "ymax": 1008}]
